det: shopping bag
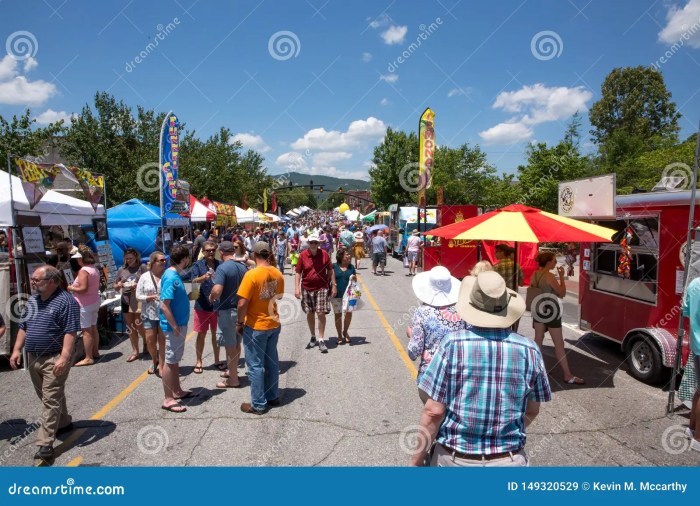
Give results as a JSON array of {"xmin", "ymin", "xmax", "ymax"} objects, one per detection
[{"xmin": 403, "ymin": 255, "xmax": 409, "ymax": 268}]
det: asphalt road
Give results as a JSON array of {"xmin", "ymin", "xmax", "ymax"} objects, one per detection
[{"xmin": 0, "ymin": 255, "xmax": 697, "ymax": 466}]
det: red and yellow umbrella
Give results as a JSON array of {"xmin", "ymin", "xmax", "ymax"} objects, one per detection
[{"xmin": 427, "ymin": 204, "xmax": 615, "ymax": 243}]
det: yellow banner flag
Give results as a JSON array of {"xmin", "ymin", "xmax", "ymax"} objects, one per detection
[{"xmin": 418, "ymin": 107, "xmax": 435, "ymax": 201}]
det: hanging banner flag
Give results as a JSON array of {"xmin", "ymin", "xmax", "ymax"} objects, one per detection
[
  {"xmin": 241, "ymin": 194, "xmax": 249, "ymax": 210},
  {"xmin": 65, "ymin": 165, "xmax": 104, "ymax": 212},
  {"xmin": 12, "ymin": 158, "xmax": 61, "ymax": 209},
  {"xmin": 263, "ymin": 188, "xmax": 268, "ymax": 213},
  {"xmin": 172, "ymin": 179, "xmax": 190, "ymax": 214},
  {"xmin": 159, "ymin": 111, "xmax": 180, "ymax": 216},
  {"xmin": 271, "ymin": 192, "xmax": 277, "ymax": 213},
  {"xmin": 418, "ymin": 107, "xmax": 435, "ymax": 201}
]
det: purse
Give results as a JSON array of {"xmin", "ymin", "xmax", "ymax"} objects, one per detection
[{"xmin": 525, "ymin": 271, "xmax": 544, "ymax": 311}]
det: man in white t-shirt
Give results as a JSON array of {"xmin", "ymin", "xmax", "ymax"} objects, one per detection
[{"xmin": 405, "ymin": 230, "xmax": 423, "ymax": 277}]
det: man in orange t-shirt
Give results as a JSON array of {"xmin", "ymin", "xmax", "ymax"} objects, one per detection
[{"xmin": 236, "ymin": 241, "xmax": 285, "ymax": 415}]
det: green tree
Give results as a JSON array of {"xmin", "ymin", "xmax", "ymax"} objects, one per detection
[
  {"xmin": 0, "ymin": 109, "xmax": 65, "ymax": 164},
  {"xmin": 369, "ymin": 127, "xmax": 418, "ymax": 207},
  {"xmin": 589, "ymin": 66, "xmax": 681, "ymax": 166},
  {"xmin": 427, "ymin": 143, "xmax": 497, "ymax": 206}
]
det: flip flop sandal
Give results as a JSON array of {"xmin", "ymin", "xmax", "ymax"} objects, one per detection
[
  {"xmin": 161, "ymin": 403, "xmax": 187, "ymax": 413},
  {"xmin": 147, "ymin": 364, "xmax": 157, "ymax": 375},
  {"xmin": 126, "ymin": 354, "xmax": 139, "ymax": 363},
  {"xmin": 565, "ymin": 376, "xmax": 585, "ymax": 385},
  {"xmin": 73, "ymin": 359, "xmax": 94, "ymax": 367},
  {"xmin": 193, "ymin": 365, "xmax": 203, "ymax": 374},
  {"xmin": 216, "ymin": 381, "xmax": 242, "ymax": 389},
  {"xmin": 215, "ymin": 362, "xmax": 228, "ymax": 371}
]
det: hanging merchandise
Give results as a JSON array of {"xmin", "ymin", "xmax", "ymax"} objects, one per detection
[{"xmin": 617, "ymin": 226, "xmax": 633, "ymax": 279}]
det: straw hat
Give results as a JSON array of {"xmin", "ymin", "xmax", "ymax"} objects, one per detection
[
  {"xmin": 455, "ymin": 271, "xmax": 525, "ymax": 329},
  {"xmin": 411, "ymin": 266, "xmax": 460, "ymax": 307}
]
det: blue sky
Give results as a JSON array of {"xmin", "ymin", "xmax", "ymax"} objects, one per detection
[{"xmin": 1, "ymin": 0, "xmax": 700, "ymax": 181}]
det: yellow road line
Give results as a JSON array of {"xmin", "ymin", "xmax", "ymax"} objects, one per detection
[
  {"xmin": 66, "ymin": 456, "xmax": 83, "ymax": 467},
  {"xmin": 63, "ymin": 330, "xmax": 197, "ymax": 466},
  {"xmin": 357, "ymin": 276, "xmax": 418, "ymax": 379}
]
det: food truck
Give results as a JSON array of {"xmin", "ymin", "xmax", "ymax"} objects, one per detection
[
  {"xmin": 388, "ymin": 206, "xmax": 438, "ymax": 256},
  {"xmin": 423, "ymin": 205, "xmax": 480, "ymax": 278},
  {"xmin": 578, "ymin": 189, "xmax": 696, "ymax": 384}
]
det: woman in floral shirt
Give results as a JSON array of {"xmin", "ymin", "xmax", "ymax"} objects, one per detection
[{"xmin": 407, "ymin": 266, "xmax": 468, "ymax": 403}]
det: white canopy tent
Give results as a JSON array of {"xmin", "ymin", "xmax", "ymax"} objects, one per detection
[
  {"xmin": 264, "ymin": 213, "xmax": 281, "ymax": 222},
  {"xmin": 235, "ymin": 206, "xmax": 256, "ymax": 223},
  {"xmin": 344, "ymin": 210, "xmax": 360, "ymax": 221},
  {"xmin": 0, "ymin": 169, "xmax": 105, "ymax": 227}
]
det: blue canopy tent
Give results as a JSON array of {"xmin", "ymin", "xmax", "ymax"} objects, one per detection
[{"xmin": 107, "ymin": 199, "xmax": 190, "ymax": 265}]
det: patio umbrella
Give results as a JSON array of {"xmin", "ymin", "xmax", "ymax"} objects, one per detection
[
  {"xmin": 425, "ymin": 204, "xmax": 616, "ymax": 290},
  {"xmin": 366, "ymin": 223, "xmax": 388, "ymax": 234}
]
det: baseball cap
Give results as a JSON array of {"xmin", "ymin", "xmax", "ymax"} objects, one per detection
[
  {"xmin": 308, "ymin": 234, "xmax": 320, "ymax": 243},
  {"xmin": 253, "ymin": 241, "xmax": 270, "ymax": 255},
  {"xmin": 219, "ymin": 241, "xmax": 235, "ymax": 252}
]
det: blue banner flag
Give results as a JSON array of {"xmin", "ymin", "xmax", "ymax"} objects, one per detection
[{"xmin": 159, "ymin": 112, "xmax": 181, "ymax": 216}]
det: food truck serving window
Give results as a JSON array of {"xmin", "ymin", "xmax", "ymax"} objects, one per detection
[{"xmin": 591, "ymin": 215, "xmax": 659, "ymax": 304}]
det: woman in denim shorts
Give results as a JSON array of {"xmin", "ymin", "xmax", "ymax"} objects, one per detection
[{"xmin": 136, "ymin": 251, "xmax": 167, "ymax": 375}]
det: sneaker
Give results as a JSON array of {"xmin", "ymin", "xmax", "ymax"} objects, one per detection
[
  {"xmin": 306, "ymin": 337, "xmax": 317, "ymax": 349},
  {"xmin": 240, "ymin": 402, "xmax": 266, "ymax": 415},
  {"xmin": 691, "ymin": 439, "xmax": 700, "ymax": 452},
  {"xmin": 34, "ymin": 445, "xmax": 54, "ymax": 460},
  {"xmin": 685, "ymin": 427, "xmax": 695, "ymax": 439},
  {"xmin": 318, "ymin": 340, "xmax": 328, "ymax": 353}
]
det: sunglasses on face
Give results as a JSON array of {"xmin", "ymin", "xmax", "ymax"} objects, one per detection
[
  {"xmin": 204, "ymin": 249, "xmax": 216, "ymax": 253},
  {"xmin": 154, "ymin": 259, "xmax": 167, "ymax": 263}
]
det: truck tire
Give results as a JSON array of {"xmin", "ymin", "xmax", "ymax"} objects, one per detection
[{"xmin": 626, "ymin": 335, "xmax": 666, "ymax": 384}]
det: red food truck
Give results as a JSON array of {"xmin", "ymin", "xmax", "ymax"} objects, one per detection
[
  {"xmin": 423, "ymin": 205, "xmax": 480, "ymax": 279},
  {"xmin": 579, "ymin": 190, "xmax": 696, "ymax": 384}
]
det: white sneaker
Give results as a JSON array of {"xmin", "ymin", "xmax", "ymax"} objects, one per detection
[
  {"xmin": 685, "ymin": 427, "xmax": 695, "ymax": 439},
  {"xmin": 690, "ymin": 439, "xmax": 700, "ymax": 452}
]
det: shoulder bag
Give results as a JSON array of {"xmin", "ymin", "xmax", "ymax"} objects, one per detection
[{"xmin": 525, "ymin": 271, "xmax": 544, "ymax": 312}]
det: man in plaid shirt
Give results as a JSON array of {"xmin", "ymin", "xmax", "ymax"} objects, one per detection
[
  {"xmin": 409, "ymin": 271, "xmax": 551, "ymax": 467},
  {"xmin": 493, "ymin": 244, "xmax": 524, "ymax": 291}
]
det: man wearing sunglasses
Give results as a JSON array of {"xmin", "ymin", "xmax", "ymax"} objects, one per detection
[{"xmin": 10, "ymin": 265, "xmax": 81, "ymax": 464}]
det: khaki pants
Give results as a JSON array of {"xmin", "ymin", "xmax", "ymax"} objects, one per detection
[
  {"xmin": 28, "ymin": 353, "xmax": 72, "ymax": 447},
  {"xmin": 431, "ymin": 443, "xmax": 528, "ymax": 467}
]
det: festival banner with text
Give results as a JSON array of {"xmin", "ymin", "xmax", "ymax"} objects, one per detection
[
  {"xmin": 418, "ymin": 107, "xmax": 435, "ymax": 203},
  {"xmin": 160, "ymin": 112, "xmax": 184, "ymax": 215}
]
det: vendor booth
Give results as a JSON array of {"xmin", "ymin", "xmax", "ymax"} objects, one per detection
[
  {"xmin": 107, "ymin": 199, "xmax": 189, "ymax": 265},
  {"xmin": 236, "ymin": 206, "xmax": 256, "ymax": 224},
  {"xmin": 188, "ymin": 195, "xmax": 216, "ymax": 223}
]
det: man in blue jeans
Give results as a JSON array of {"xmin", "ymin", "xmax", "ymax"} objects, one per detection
[
  {"xmin": 209, "ymin": 241, "xmax": 247, "ymax": 388},
  {"xmin": 236, "ymin": 241, "xmax": 285, "ymax": 414}
]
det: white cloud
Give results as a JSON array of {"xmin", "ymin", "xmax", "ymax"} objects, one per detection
[
  {"xmin": 367, "ymin": 13, "xmax": 391, "ymax": 29},
  {"xmin": 479, "ymin": 84, "xmax": 592, "ymax": 144},
  {"xmin": 0, "ymin": 75, "xmax": 56, "ymax": 105},
  {"xmin": 492, "ymin": 84, "xmax": 592, "ymax": 125},
  {"xmin": 659, "ymin": 0, "xmax": 700, "ymax": 48},
  {"xmin": 380, "ymin": 97, "xmax": 390, "ymax": 106},
  {"xmin": 290, "ymin": 117, "xmax": 387, "ymax": 151},
  {"xmin": 479, "ymin": 122, "xmax": 533, "ymax": 144},
  {"xmin": 448, "ymin": 86, "xmax": 472, "ymax": 98},
  {"xmin": 381, "ymin": 25, "xmax": 408, "ymax": 45},
  {"xmin": 0, "ymin": 55, "xmax": 18, "ymax": 81},
  {"xmin": 479, "ymin": 83, "xmax": 593, "ymax": 144},
  {"xmin": 296, "ymin": 165, "xmax": 370, "ymax": 181},
  {"xmin": 380, "ymin": 73, "xmax": 399, "ymax": 83},
  {"xmin": 34, "ymin": 109, "xmax": 73, "ymax": 125},
  {"xmin": 23, "ymin": 56, "xmax": 38, "ymax": 73},
  {"xmin": 313, "ymin": 151, "xmax": 352, "ymax": 166},
  {"xmin": 229, "ymin": 132, "xmax": 270, "ymax": 153},
  {"xmin": 362, "ymin": 52, "xmax": 373, "ymax": 62},
  {"xmin": 276, "ymin": 151, "xmax": 308, "ymax": 169}
]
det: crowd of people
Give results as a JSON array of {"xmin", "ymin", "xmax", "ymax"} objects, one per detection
[{"xmin": 7, "ymin": 208, "xmax": 618, "ymax": 466}]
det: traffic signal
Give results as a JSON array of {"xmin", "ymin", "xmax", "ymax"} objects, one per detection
[
  {"xmin": 319, "ymin": 185, "xmax": 324, "ymax": 193},
  {"xmin": 338, "ymin": 187, "xmax": 343, "ymax": 193}
]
